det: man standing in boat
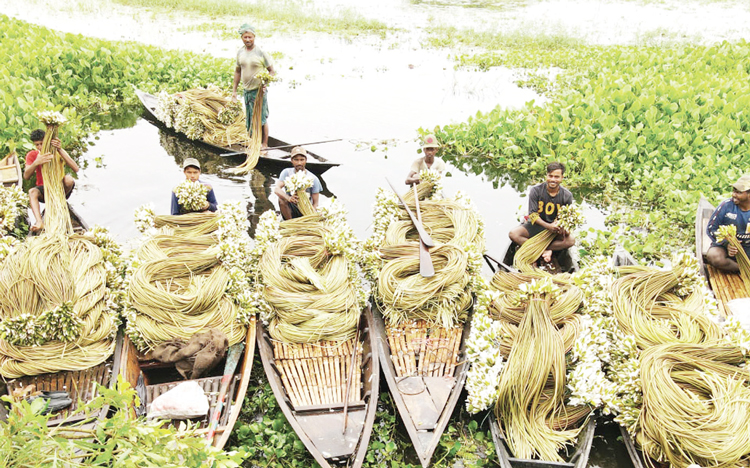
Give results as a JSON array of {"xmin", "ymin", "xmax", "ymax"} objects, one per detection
[
  {"xmin": 405, "ymin": 134, "xmax": 447, "ymax": 185},
  {"xmin": 705, "ymin": 174, "xmax": 750, "ymax": 272},
  {"xmin": 231, "ymin": 23, "xmax": 275, "ymax": 149},
  {"xmin": 508, "ymin": 161, "xmax": 575, "ymax": 263},
  {"xmin": 274, "ymin": 146, "xmax": 322, "ymax": 220}
]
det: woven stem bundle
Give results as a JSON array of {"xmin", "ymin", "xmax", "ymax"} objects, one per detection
[
  {"xmin": 126, "ymin": 213, "xmax": 247, "ymax": 351},
  {"xmin": 260, "ymin": 219, "xmax": 360, "ymax": 343}
]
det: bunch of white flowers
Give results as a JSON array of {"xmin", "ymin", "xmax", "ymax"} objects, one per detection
[
  {"xmin": 37, "ymin": 110, "xmax": 67, "ymax": 125},
  {"xmin": 0, "ymin": 185, "xmax": 28, "ymax": 235},
  {"xmin": 155, "ymin": 91, "xmax": 178, "ymax": 128},
  {"xmin": 216, "ymin": 201, "xmax": 255, "ymax": 324},
  {"xmin": 671, "ymin": 250, "xmax": 703, "ymax": 297},
  {"xmin": 557, "ymin": 203, "xmax": 585, "ymax": 232},
  {"xmin": 133, "ymin": 203, "xmax": 157, "ymax": 234},
  {"xmin": 465, "ymin": 289, "xmax": 507, "ymax": 413},
  {"xmin": 418, "ymin": 169, "xmax": 444, "ymax": 199},
  {"xmin": 0, "ymin": 236, "xmax": 20, "ymax": 264},
  {"xmin": 0, "ymin": 302, "xmax": 82, "ymax": 346},
  {"xmin": 284, "ymin": 171, "xmax": 314, "ymax": 193},
  {"xmin": 173, "ymin": 101, "xmax": 205, "ymax": 140},
  {"xmin": 217, "ymin": 100, "xmax": 243, "ymax": 125},
  {"xmin": 173, "ymin": 180, "xmax": 209, "ymax": 212}
]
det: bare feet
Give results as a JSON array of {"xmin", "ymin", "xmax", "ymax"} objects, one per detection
[
  {"xmin": 542, "ymin": 249, "xmax": 552, "ymax": 263},
  {"xmin": 30, "ymin": 221, "xmax": 44, "ymax": 233}
]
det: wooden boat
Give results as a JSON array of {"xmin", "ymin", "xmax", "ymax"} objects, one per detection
[
  {"xmin": 257, "ymin": 307, "xmax": 379, "ymax": 468},
  {"xmin": 135, "ymin": 89, "xmax": 340, "ymax": 175},
  {"xmin": 695, "ymin": 196, "xmax": 750, "ymax": 314},
  {"xmin": 371, "ymin": 303, "xmax": 470, "ymax": 467},
  {"xmin": 118, "ymin": 319, "xmax": 256, "ymax": 448},
  {"xmin": 0, "ymin": 214, "xmax": 124, "ymax": 426},
  {"xmin": 484, "ymin": 247, "xmax": 594, "ymax": 468},
  {"xmin": 0, "ymin": 151, "xmax": 22, "ymax": 188}
]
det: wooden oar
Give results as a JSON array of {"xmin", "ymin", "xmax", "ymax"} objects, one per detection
[
  {"xmin": 342, "ymin": 316, "xmax": 362, "ymax": 434},
  {"xmin": 386, "ymin": 178, "xmax": 434, "ymax": 247},
  {"xmin": 205, "ymin": 342, "xmax": 246, "ymax": 443},
  {"xmin": 220, "ymin": 139, "xmax": 342, "ymax": 157},
  {"xmin": 414, "ymin": 184, "xmax": 434, "ymax": 277}
]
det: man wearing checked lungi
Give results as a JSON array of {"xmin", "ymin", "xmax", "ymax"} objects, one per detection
[{"xmin": 231, "ymin": 23, "xmax": 276, "ymax": 149}]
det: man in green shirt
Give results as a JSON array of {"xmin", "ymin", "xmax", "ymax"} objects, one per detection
[{"xmin": 231, "ymin": 23, "xmax": 276, "ymax": 149}]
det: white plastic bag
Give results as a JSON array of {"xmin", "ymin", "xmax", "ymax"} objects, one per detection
[{"xmin": 148, "ymin": 381, "xmax": 209, "ymax": 420}]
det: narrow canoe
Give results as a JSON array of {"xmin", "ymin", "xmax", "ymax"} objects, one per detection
[
  {"xmin": 372, "ymin": 303, "xmax": 471, "ymax": 467},
  {"xmin": 485, "ymin": 247, "xmax": 594, "ymax": 468},
  {"xmin": 256, "ymin": 307, "xmax": 379, "ymax": 468},
  {"xmin": 135, "ymin": 89, "xmax": 340, "ymax": 175},
  {"xmin": 0, "ymin": 151, "xmax": 22, "ymax": 188},
  {"xmin": 0, "ymin": 214, "xmax": 123, "ymax": 427},
  {"xmin": 118, "ymin": 319, "xmax": 256, "ymax": 449}
]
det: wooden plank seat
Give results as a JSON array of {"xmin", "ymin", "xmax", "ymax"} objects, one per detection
[{"xmin": 5, "ymin": 361, "xmax": 113, "ymax": 425}]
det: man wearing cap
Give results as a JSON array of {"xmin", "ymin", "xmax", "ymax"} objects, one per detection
[
  {"xmin": 405, "ymin": 134, "xmax": 447, "ymax": 185},
  {"xmin": 274, "ymin": 146, "xmax": 322, "ymax": 220},
  {"xmin": 231, "ymin": 23, "xmax": 275, "ymax": 149},
  {"xmin": 706, "ymin": 174, "xmax": 750, "ymax": 272},
  {"xmin": 171, "ymin": 158, "xmax": 218, "ymax": 215}
]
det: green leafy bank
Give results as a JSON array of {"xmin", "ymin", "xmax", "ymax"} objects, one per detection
[
  {"xmin": 0, "ymin": 14, "xmax": 231, "ymax": 157},
  {"xmin": 432, "ymin": 41, "xmax": 750, "ymax": 258}
]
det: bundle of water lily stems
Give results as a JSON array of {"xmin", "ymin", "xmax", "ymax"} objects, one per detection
[
  {"xmin": 0, "ymin": 113, "xmax": 120, "ymax": 378},
  {"xmin": 253, "ymin": 205, "xmax": 364, "ymax": 343},
  {"xmin": 514, "ymin": 204, "xmax": 583, "ymax": 272},
  {"xmin": 124, "ymin": 210, "xmax": 249, "ymax": 351},
  {"xmin": 231, "ymin": 70, "xmax": 276, "ymax": 175},
  {"xmin": 611, "ymin": 257, "xmax": 750, "ymax": 468},
  {"xmin": 156, "ymin": 85, "xmax": 248, "ymax": 147},
  {"xmin": 369, "ymin": 178, "xmax": 485, "ymax": 328},
  {"xmin": 487, "ymin": 271, "xmax": 590, "ymax": 461}
]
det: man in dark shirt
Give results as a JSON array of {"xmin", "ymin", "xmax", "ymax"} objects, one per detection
[
  {"xmin": 171, "ymin": 158, "xmax": 218, "ymax": 215},
  {"xmin": 509, "ymin": 161, "xmax": 575, "ymax": 263},
  {"xmin": 705, "ymin": 174, "xmax": 750, "ymax": 272}
]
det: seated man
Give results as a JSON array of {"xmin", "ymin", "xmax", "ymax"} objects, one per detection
[
  {"xmin": 405, "ymin": 134, "xmax": 446, "ymax": 185},
  {"xmin": 23, "ymin": 129, "xmax": 79, "ymax": 233},
  {"xmin": 706, "ymin": 174, "xmax": 750, "ymax": 272},
  {"xmin": 274, "ymin": 146, "xmax": 322, "ymax": 220},
  {"xmin": 171, "ymin": 158, "xmax": 218, "ymax": 215},
  {"xmin": 508, "ymin": 161, "xmax": 575, "ymax": 263}
]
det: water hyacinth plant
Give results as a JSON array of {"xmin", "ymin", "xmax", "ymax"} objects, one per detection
[{"xmin": 174, "ymin": 180, "xmax": 209, "ymax": 212}]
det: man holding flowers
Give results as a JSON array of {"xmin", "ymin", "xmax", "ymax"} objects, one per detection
[
  {"xmin": 509, "ymin": 161, "xmax": 575, "ymax": 263},
  {"xmin": 705, "ymin": 174, "xmax": 750, "ymax": 272},
  {"xmin": 171, "ymin": 158, "xmax": 218, "ymax": 215},
  {"xmin": 274, "ymin": 147, "xmax": 322, "ymax": 220},
  {"xmin": 405, "ymin": 134, "xmax": 446, "ymax": 185}
]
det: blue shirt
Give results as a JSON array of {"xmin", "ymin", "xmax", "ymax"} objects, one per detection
[
  {"xmin": 171, "ymin": 181, "xmax": 218, "ymax": 215},
  {"xmin": 279, "ymin": 168, "xmax": 322, "ymax": 200},
  {"xmin": 706, "ymin": 198, "xmax": 750, "ymax": 255}
]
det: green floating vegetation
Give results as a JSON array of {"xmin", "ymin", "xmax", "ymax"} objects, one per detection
[
  {"xmin": 0, "ymin": 378, "xmax": 246, "ymax": 467},
  {"xmin": 111, "ymin": 0, "xmax": 392, "ymax": 38},
  {"xmin": 432, "ymin": 41, "xmax": 750, "ymax": 259},
  {"xmin": 0, "ymin": 14, "xmax": 232, "ymax": 156}
]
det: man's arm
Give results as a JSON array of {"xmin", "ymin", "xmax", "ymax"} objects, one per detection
[
  {"xmin": 206, "ymin": 187, "xmax": 218, "ymax": 212},
  {"xmin": 52, "ymin": 139, "xmax": 79, "ymax": 173},
  {"xmin": 171, "ymin": 191, "xmax": 181, "ymax": 216},
  {"xmin": 706, "ymin": 202, "xmax": 727, "ymax": 244},
  {"xmin": 405, "ymin": 170, "xmax": 420, "ymax": 185},
  {"xmin": 274, "ymin": 179, "xmax": 298, "ymax": 204},
  {"xmin": 311, "ymin": 192, "xmax": 319, "ymax": 209},
  {"xmin": 231, "ymin": 65, "xmax": 242, "ymax": 100}
]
